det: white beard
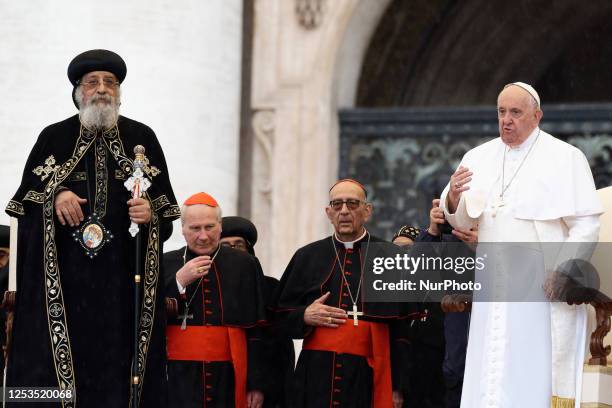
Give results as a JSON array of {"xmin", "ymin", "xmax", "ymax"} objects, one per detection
[{"xmin": 76, "ymin": 86, "xmax": 121, "ymax": 130}]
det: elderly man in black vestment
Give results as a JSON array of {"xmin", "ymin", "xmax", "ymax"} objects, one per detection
[
  {"xmin": 5, "ymin": 49, "xmax": 180, "ymax": 407},
  {"xmin": 165, "ymin": 193, "xmax": 266, "ymax": 408},
  {"xmin": 274, "ymin": 179, "xmax": 415, "ymax": 408}
]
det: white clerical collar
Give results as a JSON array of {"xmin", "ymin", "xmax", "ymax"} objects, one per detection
[
  {"xmin": 506, "ymin": 127, "xmax": 539, "ymax": 152},
  {"xmin": 334, "ymin": 229, "xmax": 368, "ymax": 249}
]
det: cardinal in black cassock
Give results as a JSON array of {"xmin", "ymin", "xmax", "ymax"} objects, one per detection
[
  {"xmin": 5, "ymin": 50, "xmax": 180, "ymax": 407},
  {"xmin": 165, "ymin": 193, "xmax": 267, "ymax": 408},
  {"xmin": 273, "ymin": 179, "xmax": 417, "ymax": 408}
]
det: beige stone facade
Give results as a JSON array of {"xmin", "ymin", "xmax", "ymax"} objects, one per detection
[{"xmin": 249, "ymin": 0, "xmax": 391, "ymax": 277}]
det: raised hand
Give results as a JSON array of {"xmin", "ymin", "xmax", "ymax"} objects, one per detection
[
  {"xmin": 428, "ymin": 198, "xmax": 445, "ymax": 236},
  {"xmin": 176, "ymin": 256, "xmax": 212, "ymax": 287},
  {"xmin": 448, "ymin": 166, "xmax": 473, "ymax": 213}
]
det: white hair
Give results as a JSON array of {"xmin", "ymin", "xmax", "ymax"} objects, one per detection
[
  {"xmin": 180, "ymin": 204, "xmax": 223, "ymax": 225},
  {"xmin": 75, "ymin": 85, "xmax": 121, "ymax": 130}
]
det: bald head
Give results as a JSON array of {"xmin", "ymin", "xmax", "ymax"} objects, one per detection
[
  {"xmin": 326, "ymin": 180, "xmax": 372, "ymax": 241},
  {"xmin": 497, "ymin": 84, "xmax": 542, "ymax": 147},
  {"xmin": 329, "ymin": 180, "xmax": 367, "ymax": 202}
]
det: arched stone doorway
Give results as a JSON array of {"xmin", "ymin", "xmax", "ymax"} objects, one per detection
[
  {"xmin": 246, "ymin": 0, "xmax": 612, "ymax": 274},
  {"xmin": 248, "ymin": 0, "xmax": 392, "ymax": 276},
  {"xmin": 339, "ymin": 0, "xmax": 612, "ymax": 239},
  {"xmin": 357, "ymin": 0, "xmax": 612, "ymax": 107}
]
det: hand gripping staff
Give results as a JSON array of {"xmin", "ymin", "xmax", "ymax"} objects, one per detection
[{"xmin": 124, "ymin": 145, "xmax": 151, "ymax": 408}]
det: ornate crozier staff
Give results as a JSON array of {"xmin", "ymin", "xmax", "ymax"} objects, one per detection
[{"xmin": 124, "ymin": 145, "xmax": 151, "ymax": 408}]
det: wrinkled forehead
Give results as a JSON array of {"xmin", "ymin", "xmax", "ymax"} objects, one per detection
[
  {"xmin": 497, "ymin": 85, "xmax": 533, "ymax": 108},
  {"xmin": 329, "ymin": 181, "xmax": 366, "ymax": 201},
  {"xmin": 183, "ymin": 204, "xmax": 221, "ymax": 225}
]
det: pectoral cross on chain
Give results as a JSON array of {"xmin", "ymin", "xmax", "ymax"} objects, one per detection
[
  {"xmin": 347, "ymin": 304, "xmax": 364, "ymax": 326},
  {"xmin": 491, "ymin": 196, "xmax": 505, "ymax": 218},
  {"xmin": 179, "ymin": 307, "xmax": 194, "ymax": 330}
]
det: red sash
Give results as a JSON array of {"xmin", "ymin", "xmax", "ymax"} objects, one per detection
[
  {"xmin": 303, "ymin": 320, "xmax": 392, "ymax": 408},
  {"xmin": 167, "ymin": 325, "xmax": 247, "ymax": 408}
]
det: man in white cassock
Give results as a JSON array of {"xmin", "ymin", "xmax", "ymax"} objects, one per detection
[{"xmin": 440, "ymin": 82, "xmax": 603, "ymax": 408}]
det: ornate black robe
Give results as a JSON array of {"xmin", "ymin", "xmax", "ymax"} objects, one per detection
[
  {"xmin": 274, "ymin": 234, "xmax": 417, "ymax": 408},
  {"xmin": 5, "ymin": 114, "xmax": 180, "ymax": 407},
  {"xmin": 165, "ymin": 246, "xmax": 267, "ymax": 408}
]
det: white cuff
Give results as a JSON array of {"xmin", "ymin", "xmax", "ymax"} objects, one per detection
[{"xmin": 176, "ymin": 278, "xmax": 186, "ymax": 294}]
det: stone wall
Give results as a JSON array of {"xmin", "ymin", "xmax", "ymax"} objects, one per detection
[
  {"xmin": 249, "ymin": 0, "xmax": 390, "ymax": 276},
  {"xmin": 0, "ymin": 0, "xmax": 243, "ymax": 250}
]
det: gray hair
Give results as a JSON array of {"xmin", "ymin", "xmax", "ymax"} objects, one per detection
[{"xmin": 180, "ymin": 204, "xmax": 223, "ymax": 225}]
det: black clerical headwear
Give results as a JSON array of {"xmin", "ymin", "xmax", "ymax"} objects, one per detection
[
  {"xmin": 68, "ymin": 49, "xmax": 127, "ymax": 86},
  {"xmin": 392, "ymin": 225, "xmax": 421, "ymax": 243},
  {"xmin": 221, "ymin": 217, "xmax": 258, "ymax": 255},
  {"xmin": 68, "ymin": 49, "xmax": 126, "ymax": 109}
]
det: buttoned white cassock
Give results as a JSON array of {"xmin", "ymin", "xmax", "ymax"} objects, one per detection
[{"xmin": 440, "ymin": 127, "xmax": 602, "ymax": 407}]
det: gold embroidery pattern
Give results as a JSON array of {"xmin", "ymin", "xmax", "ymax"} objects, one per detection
[
  {"xmin": 6, "ymin": 200, "xmax": 24, "ymax": 216},
  {"xmin": 42, "ymin": 126, "xmax": 97, "ymax": 407},
  {"xmin": 66, "ymin": 172, "xmax": 87, "ymax": 182},
  {"xmin": 132, "ymin": 209, "xmax": 160, "ymax": 403},
  {"xmin": 102, "ymin": 127, "xmax": 134, "ymax": 176},
  {"xmin": 33, "ymin": 155, "xmax": 60, "ymax": 181},
  {"xmin": 551, "ymin": 396, "xmax": 575, "ymax": 408},
  {"xmin": 24, "ymin": 191, "xmax": 44, "ymax": 203},
  {"xmin": 99, "ymin": 126, "xmax": 158, "ymax": 402},
  {"xmin": 115, "ymin": 169, "xmax": 126, "ymax": 180},
  {"xmin": 162, "ymin": 205, "xmax": 181, "ymax": 219},
  {"xmin": 143, "ymin": 157, "xmax": 161, "ymax": 178},
  {"xmin": 94, "ymin": 139, "xmax": 108, "ymax": 218},
  {"xmin": 151, "ymin": 195, "xmax": 170, "ymax": 212}
]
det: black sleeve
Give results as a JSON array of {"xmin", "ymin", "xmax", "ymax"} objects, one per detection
[
  {"xmin": 6, "ymin": 129, "xmax": 51, "ymax": 217},
  {"xmin": 389, "ymin": 319, "xmax": 413, "ymax": 394},
  {"xmin": 271, "ymin": 250, "xmax": 315, "ymax": 339},
  {"xmin": 160, "ymin": 220, "xmax": 173, "ymax": 243},
  {"xmin": 415, "ymin": 229, "xmax": 441, "ymax": 243},
  {"xmin": 163, "ymin": 253, "xmax": 182, "ymax": 300},
  {"xmin": 247, "ymin": 326, "xmax": 266, "ymax": 391}
]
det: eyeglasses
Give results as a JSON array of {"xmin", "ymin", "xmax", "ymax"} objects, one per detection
[
  {"xmin": 329, "ymin": 199, "xmax": 365, "ymax": 211},
  {"xmin": 220, "ymin": 241, "xmax": 247, "ymax": 251},
  {"xmin": 78, "ymin": 78, "xmax": 120, "ymax": 90}
]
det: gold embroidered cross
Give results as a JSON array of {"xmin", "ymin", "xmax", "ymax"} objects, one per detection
[
  {"xmin": 33, "ymin": 155, "xmax": 60, "ymax": 181},
  {"xmin": 143, "ymin": 157, "xmax": 161, "ymax": 177}
]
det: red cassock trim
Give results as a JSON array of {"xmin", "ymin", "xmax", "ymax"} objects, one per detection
[
  {"xmin": 167, "ymin": 325, "xmax": 248, "ymax": 408},
  {"xmin": 302, "ymin": 320, "xmax": 392, "ymax": 408}
]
